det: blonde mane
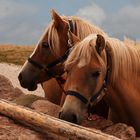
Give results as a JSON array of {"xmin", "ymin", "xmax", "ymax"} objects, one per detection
[
  {"xmin": 65, "ymin": 34, "xmax": 140, "ymax": 84},
  {"xmin": 47, "ymin": 16, "xmax": 107, "ymax": 55},
  {"xmin": 106, "ymin": 37, "xmax": 140, "ymax": 82}
]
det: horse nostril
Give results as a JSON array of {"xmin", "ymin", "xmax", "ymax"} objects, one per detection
[
  {"xmin": 71, "ymin": 113, "xmax": 77, "ymax": 124},
  {"xmin": 59, "ymin": 111, "xmax": 62, "ymax": 119},
  {"xmin": 59, "ymin": 111, "xmax": 78, "ymax": 124},
  {"xmin": 18, "ymin": 73, "xmax": 22, "ymax": 81}
]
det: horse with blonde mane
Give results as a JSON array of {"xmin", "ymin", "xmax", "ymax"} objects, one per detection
[
  {"xmin": 60, "ymin": 32, "xmax": 140, "ymax": 136},
  {"xmin": 18, "ymin": 10, "xmax": 108, "ymax": 116}
]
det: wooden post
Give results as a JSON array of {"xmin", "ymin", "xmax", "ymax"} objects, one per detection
[{"xmin": 0, "ymin": 99, "xmax": 120, "ymax": 140}]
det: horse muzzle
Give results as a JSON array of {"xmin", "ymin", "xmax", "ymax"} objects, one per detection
[
  {"xmin": 18, "ymin": 73, "xmax": 37, "ymax": 91},
  {"xmin": 59, "ymin": 110, "xmax": 80, "ymax": 124}
]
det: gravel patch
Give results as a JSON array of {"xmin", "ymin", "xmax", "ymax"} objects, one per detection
[{"xmin": 0, "ymin": 63, "xmax": 44, "ymax": 97}]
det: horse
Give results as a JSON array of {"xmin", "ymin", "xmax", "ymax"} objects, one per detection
[
  {"xmin": 59, "ymin": 32, "xmax": 140, "ymax": 136},
  {"xmin": 18, "ymin": 10, "xmax": 108, "ymax": 116}
]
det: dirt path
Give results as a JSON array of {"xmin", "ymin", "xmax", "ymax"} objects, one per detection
[{"xmin": 0, "ymin": 63, "xmax": 44, "ymax": 96}]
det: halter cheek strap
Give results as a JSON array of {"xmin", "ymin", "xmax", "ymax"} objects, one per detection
[
  {"xmin": 90, "ymin": 82, "xmax": 106, "ymax": 103},
  {"xmin": 68, "ymin": 19, "xmax": 74, "ymax": 33}
]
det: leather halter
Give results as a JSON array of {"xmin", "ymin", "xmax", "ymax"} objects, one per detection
[
  {"xmin": 66, "ymin": 80, "xmax": 108, "ymax": 116},
  {"xmin": 28, "ymin": 19, "xmax": 74, "ymax": 84},
  {"xmin": 66, "ymin": 81, "xmax": 107, "ymax": 104}
]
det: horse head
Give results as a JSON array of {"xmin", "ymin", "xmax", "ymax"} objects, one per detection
[
  {"xmin": 59, "ymin": 33, "xmax": 108, "ymax": 124},
  {"xmin": 18, "ymin": 10, "xmax": 72, "ymax": 91}
]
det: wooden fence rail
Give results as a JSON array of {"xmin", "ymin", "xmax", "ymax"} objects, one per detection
[{"xmin": 0, "ymin": 99, "xmax": 120, "ymax": 140}]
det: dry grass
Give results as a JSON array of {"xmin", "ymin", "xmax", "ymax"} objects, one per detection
[
  {"xmin": 0, "ymin": 44, "xmax": 34, "ymax": 65},
  {"xmin": 0, "ymin": 37, "xmax": 139, "ymax": 66}
]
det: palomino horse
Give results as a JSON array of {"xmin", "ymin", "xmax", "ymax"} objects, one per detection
[
  {"xmin": 60, "ymin": 33, "xmax": 140, "ymax": 136},
  {"xmin": 18, "ymin": 10, "xmax": 108, "ymax": 115}
]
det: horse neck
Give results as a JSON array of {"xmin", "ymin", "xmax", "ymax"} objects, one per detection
[
  {"xmin": 106, "ymin": 39, "xmax": 140, "ymax": 116},
  {"xmin": 73, "ymin": 18, "xmax": 107, "ymax": 40},
  {"xmin": 107, "ymin": 63, "xmax": 140, "ymax": 127}
]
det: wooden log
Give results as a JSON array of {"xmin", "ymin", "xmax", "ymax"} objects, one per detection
[{"xmin": 0, "ymin": 99, "xmax": 120, "ymax": 140}]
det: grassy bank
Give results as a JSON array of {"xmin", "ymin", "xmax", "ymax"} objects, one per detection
[{"xmin": 0, "ymin": 44, "xmax": 34, "ymax": 65}]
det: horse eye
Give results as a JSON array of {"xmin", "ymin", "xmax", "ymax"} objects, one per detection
[
  {"xmin": 92, "ymin": 71, "xmax": 100, "ymax": 77},
  {"xmin": 42, "ymin": 42, "xmax": 49, "ymax": 48}
]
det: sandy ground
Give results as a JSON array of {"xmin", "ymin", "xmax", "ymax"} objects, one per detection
[{"xmin": 0, "ymin": 63, "xmax": 44, "ymax": 96}]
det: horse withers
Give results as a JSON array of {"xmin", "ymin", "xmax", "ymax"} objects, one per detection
[{"xmin": 60, "ymin": 32, "xmax": 140, "ymax": 136}]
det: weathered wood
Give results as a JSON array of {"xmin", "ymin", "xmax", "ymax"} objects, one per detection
[{"xmin": 0, "ymin": 99, "xmax": 120, "ymax": 140}]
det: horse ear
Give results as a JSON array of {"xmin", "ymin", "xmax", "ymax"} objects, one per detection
[
  {"xmin": 96, "ymin": 34, "xmax": 105, "ymax": 54},
  {"xmin": 68, "ymin": 31, "xmax": 80, "ymax": 46},
  {"xmin": 51, "ymin": 9, "xmax": 64, "ymax": 29}
]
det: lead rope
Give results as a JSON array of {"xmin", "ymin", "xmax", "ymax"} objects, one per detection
[{"xmin": 55, "ymin": 76, "xmax": 67, "ymax": 95}]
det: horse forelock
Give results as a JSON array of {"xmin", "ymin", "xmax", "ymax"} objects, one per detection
[
  {"xmin": 106, "ymin": 37, "xmax": 140, "ymax": 83},
  {"xmin": 47, "ymin": 22, "xmax": 60, "ymax": 56}
]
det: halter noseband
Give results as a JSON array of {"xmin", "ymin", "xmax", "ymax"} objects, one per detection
[
  {"xmin": 66, "ymin": 78, "xmax": 108, "ymax": 116},
  {"xmin": 28, "ymin": 19, "xmax": 74, "ymax": 82},
  {"xmin": 28, "ymin": 49, "xmax": 70, "ymax": 79},
  {"xmin": 66, "ymin": 79, "xmax": 107, "ymax": 106}
]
